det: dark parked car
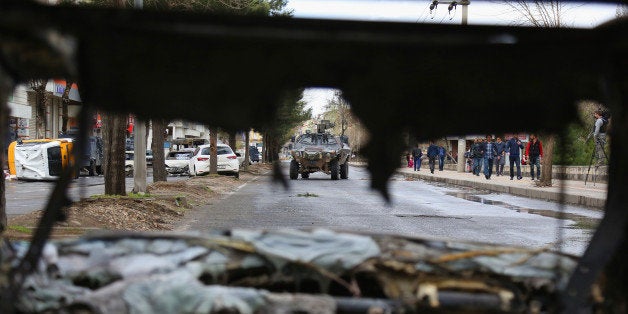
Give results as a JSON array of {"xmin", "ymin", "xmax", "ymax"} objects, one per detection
[{"xmin": 249, "ymin": 145, "xmax": 260, "ymax": 162}]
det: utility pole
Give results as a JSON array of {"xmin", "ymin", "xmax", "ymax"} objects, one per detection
[
  {"xmin": 132, "ymin": 117, "xmax": 147, "ymax": 193},
  {"xmin": 458, "ymin": 0, "xmax": 469, "ymax": 173},
  {"xmin": 427, "ymin": 2, "xmax": 473, "ymax": 172},
  {"xmin": 461, "ymin": 0, "xmax": 469, "ymax": 25},
  {"xmin": 132, "ymin": 0, "xmax": 147, "ymax": 194}
]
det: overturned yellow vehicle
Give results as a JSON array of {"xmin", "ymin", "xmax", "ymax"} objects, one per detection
[
  {"xmin": 289, "ymin": 122, "xmax": 351, "ymax": 180},
  {"xmin": 7, "ymin": 139, "xmax": 75, "ymax": 181}
]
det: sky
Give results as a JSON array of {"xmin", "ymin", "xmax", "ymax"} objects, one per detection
[{"xmin": 288, "ymin": 0, "xmax": 623, "ymax": 115}]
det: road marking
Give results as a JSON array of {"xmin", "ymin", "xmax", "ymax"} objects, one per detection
[{"xmin": 225, "ymin": 174, "xmax": 263, "ymax": 196}]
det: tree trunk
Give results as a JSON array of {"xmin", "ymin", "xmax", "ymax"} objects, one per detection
[
  {"xmin": 229, "ymin": 131, "xmax": 237, "ymax": 151},
  {"xmin": 210, "ymin": 126, "xmax": 218, "ymax": 174},
  {"xmin": 264, "ymin": 132, "xmax": 280, "ymax": 163},
  {"xmin": 243, "ymin": 130, "xmax": 250, "ymax": 170},
  {"xmin": 102, "ymin": 112, "xmax": 127, "ymax": 195},
  {"xmin": 30, "ymin": 80, "xmax": 47, "ymax": 139},
  {"xmin": 538, "ymin": 135, "xmax": 555, "ymax": 187},
  {"xmin": 151, "ymin": 118, "xmax": 168, "ymax": 182},
  {"xmin": 262, "ymin": 133, "xmax": 268, "ymax": 163},
  {"xmin": 0, "ymin": 69, "xmax": 12, "ymax": 232},
  {"xmin": 61, "ymin": 80, "xmax": 73, "ymax": 134}
]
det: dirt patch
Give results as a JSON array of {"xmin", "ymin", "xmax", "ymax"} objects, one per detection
[{"xmin": 4, "ymin": 163, "xmax": 272, "ymax": 240}]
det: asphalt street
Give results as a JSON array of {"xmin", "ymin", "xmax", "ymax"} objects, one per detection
[
  {"xmin": 176, "ymin": 162, "xmax": 602, "ymax": 256},
  {"xmin": 5, "ymin": 173, "xmax": 188, "ymax": 217}
]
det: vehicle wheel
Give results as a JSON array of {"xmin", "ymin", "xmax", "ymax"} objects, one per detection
[
  {"xmin": 234, "ymin": 171, "xmax": 240, "ymax": 179},
  {"xmin": 330, "ymin": 159, "xmax": 339, "ymax": 180},
  {"xmin": 96, "ymin": 165, "xmax": 102, "ymax": 175},
  {"xmin": 289, "ymin": 160, "xmax": 299, "ymax": 180},
  {"xmin": 88, "ymin": 161, "xmax": 96, "ymax": 176},
  {"xmin": 340, "ymin": 161, "xmax": 349, "ymax": 179},
  {"xmin": 301, "ymin": 172, "xmax": 309, "ymax": 179}
]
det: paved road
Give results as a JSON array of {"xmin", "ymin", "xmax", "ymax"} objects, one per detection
[
  {"xmin": 176, "ymin": 163, "xmax": 602, "ymax": 256},
  {"xmin": 5, "ymin": 174, "xmax": 188, "ymax": 217}
]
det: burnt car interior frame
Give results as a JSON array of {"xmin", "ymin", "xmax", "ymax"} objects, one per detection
[{"xmin": 1, "ymin": 0, "xmax": 627, "ymax": 312}]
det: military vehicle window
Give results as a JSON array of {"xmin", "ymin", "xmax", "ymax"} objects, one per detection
[{"xmin": 297, "ymin": 134, "xmax": 315, "ymax": 144}]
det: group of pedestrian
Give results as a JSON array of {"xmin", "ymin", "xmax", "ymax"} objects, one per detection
[
  {"xmin": 466, "ymin": 134, "xmax": 543, "ymax": 181},
  {"xmin": 406, "ymin": 134, "xmax": 544, "ymax": 181},
  {"xmin": 406, "ymin": 143, "xmax": 447, "ymax": 173},
  {"xmin": 468, "ymin": 135, "xmax": 499, "ymax": 179}
]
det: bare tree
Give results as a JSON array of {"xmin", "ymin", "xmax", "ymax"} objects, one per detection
[
  {"xmin": 504, "ymin": 1, "xmax": 565, "ymax": 27},
  {"xmin": 506, "ymin": 1, "xmax": 564, "ymax": 187},
  {"xmin": 617, "ymin": 3, "xmax": 628, "ymax": 18},
  {"xmin": 323, "ymin": 91, "xmax": 368, "ymax": 156}
]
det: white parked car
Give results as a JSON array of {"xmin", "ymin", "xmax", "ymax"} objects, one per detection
[
  {"xmin": 235, "ymin": 149, "xmax": 246, "ymax": 166},
  {"xmin": 124, "ymin": 151, "xmax": 134, "ymax": 176},
  {"xmin": 189, "ymin": 143, "xmax": 239, "ymax": 178},
  {"xmin": 165, "ymin": 150, "xmax": 193, "ymax": 175}
]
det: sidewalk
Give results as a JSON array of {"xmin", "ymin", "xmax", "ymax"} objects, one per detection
[{"xmin": 397, "ymin": 167, "xmax": 607, "ymax": 209}]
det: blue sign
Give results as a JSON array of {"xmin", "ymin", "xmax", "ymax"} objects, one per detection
[{"xmin": 55, "ymin": 84, "xmax": 65, "ymax": 94}]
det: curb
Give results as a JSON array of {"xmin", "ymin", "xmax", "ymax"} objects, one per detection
[{"xmin": 400, "ymin": 171, "xmax": 606, "ymax": 209}]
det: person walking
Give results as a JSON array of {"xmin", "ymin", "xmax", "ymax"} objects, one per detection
[
  {"xmin": 427, "ymin": 141, "xmax": 439, "ymax": 174},
  {"xmin": 411, "ymin": 144, "xmax": 423, "ymax": 171},
  {"xmin": 438, "ymin": 145, "xmax": 446, "ymax": 171},
  {"xmin": 470, "ymin": 138, "xmax": 484, "ymax": 176},
  {"xmin": 506, "ymin": 135, "xmax": 524, "ymax": 180},
  {"xmin": 589, "ymin": 109, "xmax": 609, "ymax": 165},
  {"xmin": 494, "ymin": 137, "xmax": 506, "ymax": 176},
  {"xmin": 524, "ymin": 134, "xmax": 543, "ymax": 181},
  {"xmin": 483, "ymin": 135, "xmax": 497, "ymax": 179}
]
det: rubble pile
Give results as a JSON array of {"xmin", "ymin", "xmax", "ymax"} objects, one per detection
[{"xmin": 2, "ymin": 229, "xmax": 577, "ymax": 313}]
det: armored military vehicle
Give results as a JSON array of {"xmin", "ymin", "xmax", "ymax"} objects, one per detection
[{"xmin": 289, "ymin": 120, "xmax": 351, "ymax": 180}]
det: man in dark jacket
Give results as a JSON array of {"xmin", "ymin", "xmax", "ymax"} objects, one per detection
[
  {"xmin": 411, "ymin": 144, "xmax": 423, "ymax": 171},
  {"xmin": 506, "ymin": 135, "xmax": 524, "ymax": 180},
  {"xmin": 494, "ymin": 137, "xmax": 506, "ymax": 176},
  {"xmin": 482, "ymin": 135, "xmax": 497, "ymax": 180},
  {"xmin": 427, "ymin": 141, "xmax": 440, "ymax": 174},
  {"xmin": 470, "ymin": 138, "xmax": 484, "ymax": 176},
  {"xmin": 438, "ymin": 146, "xmax": 446, "ymax": 171}
]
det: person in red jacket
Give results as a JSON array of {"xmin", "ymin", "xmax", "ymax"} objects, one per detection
[{"xmin": 524, "ymin": 134, "xmax": 543, "ymax": 181}]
